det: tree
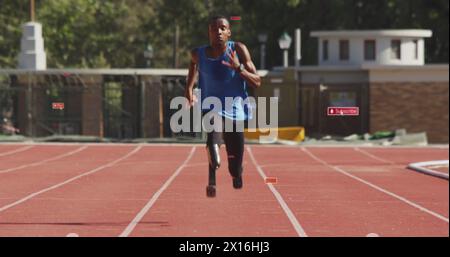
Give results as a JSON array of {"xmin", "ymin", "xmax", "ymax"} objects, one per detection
[
  {"xmin": 0, "ymin": 0, "xmax": 447, "ymax": 69},
  {"xmin": 0, "ymin": 0, "xmax": 29, "ymax": 67}
]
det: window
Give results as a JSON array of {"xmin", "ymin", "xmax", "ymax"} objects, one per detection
[
  {"xmin": 364, "ymin": 40, "xmax": 376, "ymax": 61},
  {"xmin": 339, "ymin": 40, "xmax": 349, "ymax": 60},
  {"xmin": 391, "ymin": 40, "xmax": 401, "ymax": 60},
  {"xmin": 323, "ymin": 40, "xmax": 329, "ymax": 61},
  {"xmin": 329, "ymin": 91, "xmax": 357, "ymax": 107},
  {"xmin": 413, "ymin": 40, "xmax": 419, "ymax": 60}
]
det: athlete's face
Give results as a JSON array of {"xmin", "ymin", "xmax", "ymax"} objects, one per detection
[{"xmin": 208, "ymin": 18, "xmax": 231, "ymax": 47}]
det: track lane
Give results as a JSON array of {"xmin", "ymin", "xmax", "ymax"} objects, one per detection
[
  {"xmin": 0, "ymin": 145, "xmax": 85, "ymax": 171},
  {"xmin": 126, "ymin": 146, "xmax": 299, "ymax": 237},
  {"xmin": 0, "ymin": 145, "xmax": 34, "ymax": 157},
  {"xmin": 0, "ymin": 145, "xmax": 194, "ymax": 236},
  {"xmin": 0, "ymin": 145, "xmax": 134, "ymax": 208},
  {"xmin": 250, "ymin": 146, "xmax": 449, "ymax": 236},
  {"xmin": 1, "ymin": 144, "xmax": 447, "ymax": 237},
  {"xmin": 314, "ymin": 147, "xmax": 449, "ymax": 217}
]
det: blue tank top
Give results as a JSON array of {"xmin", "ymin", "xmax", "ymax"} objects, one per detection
[{"xmin": 197, "ymin": 41, "xmax": 252, "ymax": 121}]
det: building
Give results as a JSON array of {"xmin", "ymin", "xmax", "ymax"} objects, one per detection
[
  {"xmin": 255, "ymin": 30, "xmax": 448, "ymax": 143},
  {"xmin": 1, "ymin": 30, "xmax": 448, "ymax": 143},
  {"xmin": 313, "ymin": 30, "xmax": 432, "ymax": 66}
]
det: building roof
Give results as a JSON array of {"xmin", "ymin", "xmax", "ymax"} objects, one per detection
[{"xmin": 310, "ymin": 30, "xmax": 432, "ymax": 38}]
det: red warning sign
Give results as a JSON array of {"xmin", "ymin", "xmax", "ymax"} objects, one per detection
[
  {"xmin": 327, "ymin": 107, "xmax": 359, "ymax": 116},
  {"xmin": 52, "ymin": 102, "xmax": 65, "ymax": 110}
]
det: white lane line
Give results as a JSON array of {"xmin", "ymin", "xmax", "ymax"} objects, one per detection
[
  {"xmin": 355, "ymin": 147, "xmax": 449, "ymax": 179},
  {"xmin": 246, "ymin": 146, "xmax": 308, "ymax": 237},
  {"xmin": 0, "ymin": 145, "xmax": 35, "ymax": 157},
  {"xmin": 354, "ymin": 147, "xmax": 396, "ymax": 165},
  {"xmin": 302, "ymin": 147, "xmax": 449, "ymax": 223},
  {"xmin": 119, "ymin": 146, "xmax": 197, "ymax": 237},
  {"xmin": 0, "ymin": 145, "xmax": 142, "ymax": 213},
  {"xmin": 0, "ymin": 145, "xmax": 88, "ymax": 174},
  {"xmin": 354, "ymin": 148, "xmax": 448, "ymax": 180}
]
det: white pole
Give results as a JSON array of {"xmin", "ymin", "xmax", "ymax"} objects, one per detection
[
  {"xmin": 260, "ymin": 44, "xmax": 266, "ymax": 70},
  {"xmin": 295, "ymin": 29, "xmax": 301, "ymax": 68},
  {"xmin": 283, "ymin": 50, "xmax": 288, "ymax": 67}
]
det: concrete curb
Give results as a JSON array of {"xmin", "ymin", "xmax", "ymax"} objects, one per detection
[{"xmin": 407, "ymin": 160, "xmax": 449, "ymax": 180}]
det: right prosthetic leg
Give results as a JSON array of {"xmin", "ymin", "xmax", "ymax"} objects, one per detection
[{"xmin": 206, "ymin": 143, "xmax": 221, "ymax": 197}]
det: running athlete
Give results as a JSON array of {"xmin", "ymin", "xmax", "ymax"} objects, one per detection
[{"xmin": 185, "ymin": 15, "xmax": 261, "ymax": 197}]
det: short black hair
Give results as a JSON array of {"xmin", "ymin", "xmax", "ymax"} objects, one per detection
[{"xmin": 208, "ymin": 15, "xmax": 229, "ymax": 26}]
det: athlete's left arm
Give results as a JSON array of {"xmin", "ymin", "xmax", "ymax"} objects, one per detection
[{"xmin": 223, "ymin": 42, "xmax": 261, "ymax": 88}]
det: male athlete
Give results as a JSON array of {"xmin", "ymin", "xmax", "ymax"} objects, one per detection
[{"xmin": 185, "ymin": 15, "xmax": 261, "ymax": 197}]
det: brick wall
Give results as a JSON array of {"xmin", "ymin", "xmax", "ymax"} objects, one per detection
[
  {"xmin": 141, "ymin": 77, "xmax": 162, "ymax": 138},
  {"xmin": 16, "ymin": 81, "xmax": 28, "ymax": 136},
  {"xmin": 81, "ymin": 76, "xmax": 103, "ymax": 137},
  {"xmin": 370, "ymin": 82, "xmax": 449, "ymax": 143},
  {"xmin": 122, "ymin": 83, "xmax": 139, "ymax": 138},
  {"xmin": 16, "ymin": 75, "xmax": 48, "ymax": 137}
]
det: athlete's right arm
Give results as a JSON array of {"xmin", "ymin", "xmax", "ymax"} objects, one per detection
[{"xmin": 185, "ymin": 48, "xmax": 199, "ymax": 107}]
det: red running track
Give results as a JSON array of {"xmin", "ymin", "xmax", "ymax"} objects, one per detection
[{"xmin": 0, "ymin": 143, "xmax": 448, "ymax": 237}]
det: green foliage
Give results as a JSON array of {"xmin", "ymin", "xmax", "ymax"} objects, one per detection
[
  {"xmin": 0, "ymin": 0, "xmax": 448, "ymax": 69},
  {"xmin": 0, "ymin": 0, "xmax": 29, "ymax": 67}
]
